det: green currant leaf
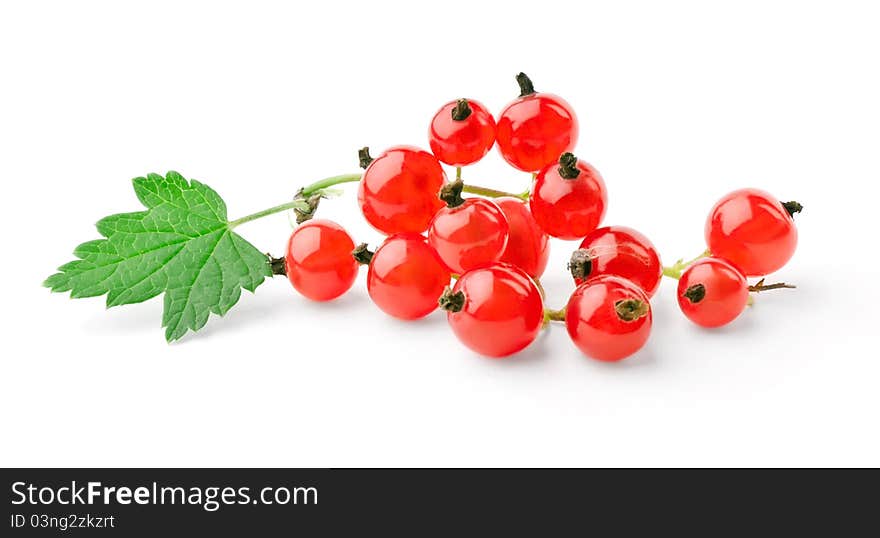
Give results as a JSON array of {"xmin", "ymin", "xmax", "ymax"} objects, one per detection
[{"xmin": 44, "ymin": 171, "xmax": 272, "ymax": 341}]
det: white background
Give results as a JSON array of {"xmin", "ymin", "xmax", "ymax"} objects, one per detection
[{"xmin": 2, "ymin": 1, "xmax": 878, "ymax": 467}]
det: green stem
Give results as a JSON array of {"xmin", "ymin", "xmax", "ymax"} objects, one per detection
[
  {"xmin": 462, "ymin": 184, "xmax": 529, "ymax": 201},
  {"xmin": 543, "ymin": 308, "xmax": 566, "ymax": 324},
  {"xmin": 228, "ymin": 200, "xmax": 305, "ymax": 228},
  {"xmin": 228, "ymin": 173, "xmax": 361, "ymax": 228},
  {"xmin": 533, "ymin": 277, "xmax": 545, "ymax": 300},
  {"xmin": 662, "ymin": 249, "xmax": 711, "ymax": 280},
  {"xmin": 228, "ymin": 171, "xmax": 527, "ymax": 229},
  {"xmin": 456, "ymin": 166, "xmax": 462, "ymax": 181},
  {"xmin": 300, "ymin": 173, "xmax": 362, "ymax": 197}
]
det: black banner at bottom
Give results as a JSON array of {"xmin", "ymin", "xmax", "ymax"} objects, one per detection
[{"xmin": 1, "ymin": 468, "xmax": 874, "ymax": 535}]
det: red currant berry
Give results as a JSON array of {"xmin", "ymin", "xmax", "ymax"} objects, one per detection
[
  {"xmin": 367, "ymin": 234, "xmax": 451, "ymax": 320},
  {"xmin": 429, "ymin": 98, "xmax": 496, "ymax": 166},
  {"xmin": 496, "ymin": 197, "xmax": 550, "ymax": 278},
  {"xmin": 440, "ymin": 264, "xmax": 544, "ymax": 358},
  {"xmin": 529, "ymin": 152, "xmax": 607, "ymax": 240},
  {"xmin": 705, "ymin": 188, "xmax": 801, "ymax": 276},
  {"xmin": 565, "ymin": 276, "xmax": 652, "ymax": 362},
  {"xmin": 357, "ymin": 145, "xmax": 447, "ymax": 235},
  {"xmin": 677, "ymin": 258, "xmax": 749, "ymax": 328},
  {"xmin": 428, "ymin": 181, "xmax": 509, "ymax": 275},
  {"xmin": 496, "ymin": 73, "xmax": 579, "ymax": 172},
  {"xmin": 285, "ymin": 219, "xmax": 358, "ymax": 302},
  {"xmin": 569, "ymin": 226, "xmax": 663, "ymax": 297}
]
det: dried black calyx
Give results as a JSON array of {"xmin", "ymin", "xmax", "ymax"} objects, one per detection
[
  {"xmin": 358, "ymin": 147, "xmax": 374, "ymax": 169},
  {"xmin": 781, "ymin": 201, "xmax": 803, "ymax": 218},
  {"xmin": 352, "ymin": 243, "xmax": 374, "ymax": 265},
  {"xmin": 557, "ymin": 152, "xmax": 581, "ymax": 179},
  {"xmin": 683, "ymin": 283, "xmax": 706, "ymax": 304},
  {"xmin": 439, "ymin": 178, "xmax": 466, "ymax": 208},
  {"xmin": 451, "ymin": 99, "xmax": 472, "ymax": 121},
  {"xmin": 438, "ymin": 287, "xmax": 465, "ymax": 313},
  {"xmin": 568, "ymin": 249, "xmax": 593, "ymax": 280},
  {"xmin": 614, "ymin": 299, "xmax": 650, "ymax": 322},
  {"xmin": 268, "ymin": 255, "xmax": 286, "ymax": 276},
  {"xmin": 293, "ymin": 189, "xmax": 322, "ymax": 224},
  {"xmin": 515, "ymin": 72, "xmax": 536, "ymax": 97}
]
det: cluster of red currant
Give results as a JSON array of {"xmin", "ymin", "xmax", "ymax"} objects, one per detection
[{"xmin": 281, "ymin": 73, "xmax": 802, "ymax": 361}]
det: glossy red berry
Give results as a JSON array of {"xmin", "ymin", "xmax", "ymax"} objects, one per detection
[
  {"xmin": 677, "ymin": 258, "xmax": 749, "ymax": 328},
  {"xmin": 705, "ymin": 188, "xmax": 801, "ymax": 276},
  {"xmin": 367, "ymin": 234, "xmax": 451, "ymax": 320},
  {"xmin": 569, "ymin": 226, "xmax": 663, "ymax": 297},
  {"xmin": 495, "ymin": 197, "xmax": 550, "ymax": 278},
  {"xmin": 285, "ymin": 219, "xmax": 358, "ymax": 302},
  {"xmin": 428, "ymin": 98, "xmax": 496, "ymax": 166},
  {"xmin": 428, "ymin": 183, "xmax": 509, "ymax": 274},
  {"xmin": 529, "ymin": 152, "xmax": 607, "ymax": 240},
  {"xmin": 441, "ymin": 264, "xmax": 544, "ymax": 358},
  {"xmin": 496, "ymin": 73, "xmax": 579, "ymax": 172},
  {"xmin": 565, "ymin": 276, "xmax": 652, "ymax": 362},
  {"xmin": 357, "ymin": 146, "xmax": 447, "ymax": 235}
]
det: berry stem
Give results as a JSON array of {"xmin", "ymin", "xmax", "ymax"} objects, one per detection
[
  {"xmin": 229, "ymin": 171, "xmax": 526, "ymax": 230},
  {"xmin": 456, "ymin": 166, "xmax": 462, "ymax": 181},
  {"xmin": 749, "ymin": 278, "xmax": 796, "ymax": 293},
  {"xmin": 300, "ymin": 173, "xmax": 363, "ymax": 197},
  {"xmin": 532, "ymin": 277, "xmax": 546, "ymax": 300},
  {"xmin": 543, "ymin": 308, "xmax": 566, "ymax": 323},
  {"xmin": 461, "ymin": 184, "xmax": 529, "ymax": 201},
  {"xmin": 662, "ymin": 249, "xmax": 711, "ymax": 279},
  {"xmin": 228, "ymin": 173, "xmax": 361, "ymax": 228}
]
